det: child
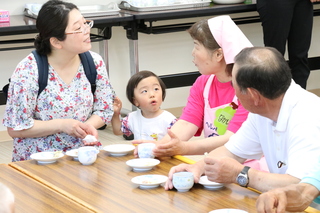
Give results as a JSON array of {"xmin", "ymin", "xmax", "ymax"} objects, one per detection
[{"xmin": 112, "ymin": 70, "xmax": 177, "ymax": 141}]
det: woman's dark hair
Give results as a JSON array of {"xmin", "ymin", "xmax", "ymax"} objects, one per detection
[
  {"xmin": 126, "ymin": 70, "xmax": 167, "ymax": 106},
  {"xmin": 234, "ymin": 47, "xmax": 292, "ymax": 99},
  {"xmin": 187, "ymin": 19, "xmax": 233, "ymax": 76},
  {"xmin": 34, "ymin": 0, "xmax": 78, "ymax": 55}
]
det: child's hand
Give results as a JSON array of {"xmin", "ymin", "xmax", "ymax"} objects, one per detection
[{"xmin": 113, "ymin": 97, "xmax": 122, "ymax": 115}]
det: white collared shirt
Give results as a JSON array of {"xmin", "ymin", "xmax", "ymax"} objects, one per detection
[{"xmin": 225, "ymin": 81, "xmax": 320, "ymax": 178}]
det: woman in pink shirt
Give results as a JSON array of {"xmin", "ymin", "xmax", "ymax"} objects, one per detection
[{"xmin": 134, "ymin": 16, "xmax": 251, "ymax": 157}]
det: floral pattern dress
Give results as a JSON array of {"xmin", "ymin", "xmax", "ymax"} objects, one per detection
[{"xmin": 3, "ymin": 51, "xmax": 115, "ymax": 162}]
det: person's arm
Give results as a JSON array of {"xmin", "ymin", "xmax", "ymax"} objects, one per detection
[
  {"xmin": 89, "ymin": 52, "xmax": 115, "ymax": 127},
  {"xmin": 85, "ymin": 114, "xmax": 106, "ymax": 130},
  {"xmin": 111, "ymin": 97, "xmax": 123, "ymax": 135},
  {"xmin": 202, "ymin": 146, "xmax": 300, "ymax": 192},
  {"xmin": 164, "ymin": 144, "xmax": 239, "ymax": 190},
  {"xmin": 179, "ymin": 130, "xmax": 234, "ymax": 155},
  {"xmin": 7, "ymin": 119, "xmax": 90, "ymax": 139},
  {"xmin": 256, "ymin": 183, "xmax": 320, "ymax": 213},
  {"xmin": 165, "ymin": 145, "xmax": 300, "ymax": 192},
  {"xmin": 132, "ymin": 119, "xmax": 198, "ymax": 156},
  {"xmin": 154, "ymin": 122, "xmax": 234, "ymax": 156}
]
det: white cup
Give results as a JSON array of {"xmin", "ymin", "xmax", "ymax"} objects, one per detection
[
  {"xmin": 138, "ymin": 143, "xmax": 156, "ymax": 158},
  {"xmin": 78, "ymin": 146, "xmax": 99, "ymax": 165},
  {"xmin": 172, "ymin": 172, "xmax": 194, "ymax": 192}
]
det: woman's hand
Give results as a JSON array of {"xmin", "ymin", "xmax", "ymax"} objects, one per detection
[
  {"xmin": 82, "ymin": 125, "xmax": 100, "ymax": 146},
  {"xmin": 61, "ymin": 119, "xmax": 98, "ymax": 144},
  {"xmin": 131, "ymin": 140, "xmax": 156, "ymax": 158},
  {"xmin": 153, "ymin": 129, "xmax": 187, "ymax": 157}
]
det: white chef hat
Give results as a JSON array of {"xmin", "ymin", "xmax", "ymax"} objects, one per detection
[{"xmin": 208, "ymin": 15, "xmax": 253, "ymax": 64}]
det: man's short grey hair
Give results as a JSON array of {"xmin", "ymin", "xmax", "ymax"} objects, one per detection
[{"xmin": 234, "ymin": 47, "xmax": 292, "ymax": 100}]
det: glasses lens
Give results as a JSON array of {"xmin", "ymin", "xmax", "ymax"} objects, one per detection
[{"xmin": 86, "ymin": 20, "xmax": 93, "ymax": 28}]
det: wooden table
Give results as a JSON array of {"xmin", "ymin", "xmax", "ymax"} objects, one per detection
[
  {"xmin": 9, "ymin": 152, "xmax": 261, "ymax": 213},
  {"xmin": 0, "ymin": 164, "xmax": 93, "ymax": 213}
]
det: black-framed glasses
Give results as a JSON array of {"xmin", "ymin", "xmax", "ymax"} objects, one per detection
[{"xmin": 65, "ymin": 20, "xmax": 94, "ymax": 35}]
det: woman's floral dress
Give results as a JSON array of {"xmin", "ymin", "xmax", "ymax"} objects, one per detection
[{"xmin": 3, "ymin": 51, "xmax": 115, "ymax": 162}]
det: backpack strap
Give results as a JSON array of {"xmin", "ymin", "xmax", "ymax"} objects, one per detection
[
  {"xmin": 31, "ymin": 50, "xmax": 96, "ymax": 97},
  {"xmin": 32, "ymin": 50, "xmax": 48, "ymax": 97},
  {"xmin": 80, "ymin": 51, "xmax": 97, "ymax": 94}
]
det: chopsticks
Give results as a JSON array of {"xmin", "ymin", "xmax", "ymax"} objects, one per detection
[{"xmin": 173, "ymin": 155, "xmax": 196, "ymax": 164}]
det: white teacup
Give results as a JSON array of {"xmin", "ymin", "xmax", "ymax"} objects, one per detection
[
  {"xmin": 172, "ymin": 172, "xmax": 194, "ymax": 192},
  {"xmin": 78, "ymin": 146, "xmax": 99, "ymax": 165},
  {"xmin": 138, "ymin": 143, "xmax": 156, "ymax": 158}
]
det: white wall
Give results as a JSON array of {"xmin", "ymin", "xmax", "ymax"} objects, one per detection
[{"xmin": 1, "ymin": 1, "xmax": 320, "ymax": 132}]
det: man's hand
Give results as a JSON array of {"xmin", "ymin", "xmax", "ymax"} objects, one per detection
[
  {"xmin": 165, "ymin": 161, "xmax": 205, "ymax": 190},
  {"xmin": 204, "ymin": 156, "xmax": 243, "ymax": 184},
  {"xmin": 256, "ymin": 183, "xmax": 319, "ymax": 213}
]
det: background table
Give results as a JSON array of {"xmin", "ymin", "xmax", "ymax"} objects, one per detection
[
  {"xmin": 0, "ymin": 164, "xmax": 93, "ymax": 213},
  {"xmin": 9, "ymin": 152, "xmax": 260, "ymax": 213}
]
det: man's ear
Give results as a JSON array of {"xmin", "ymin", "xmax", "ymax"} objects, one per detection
[
  {"xmin": 247, "ymin": 87, "xmax": 261, "ymax": 106},
  {"xmin": 49, "ymin": 37, "xmax": 62, "ymax": 49}
]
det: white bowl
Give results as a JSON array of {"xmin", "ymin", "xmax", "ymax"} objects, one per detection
[
  {"xmin": 199, "ymin": 176, "xmax": 224, "ymax": 190},
  {"xmin": 131, "ymin": 175, "xmax": 168, "ymax": 189},
  {"xmin": 126, "ymin": 158, "xmax": 160, "ymax": 172},
  {"xmin": 103, "ymin": 144, "xmax": 135, "ymax": 156},
  {"xmin": 172, "ymin": 171, "xmax": 194, "ymax": 192},
  {"xmin": 213, "ymin": 0, "xmax": 245, "ymax": 4},
  {"xmin": 65, "ymin": 149, "xmax": 79, "ymax": 161},
  {"xmin": 30, "ymin": 151, "xmax": 64, "ymax": 164}
]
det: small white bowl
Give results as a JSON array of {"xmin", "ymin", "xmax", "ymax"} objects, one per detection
[
  {"xmin": 103, "ymin": 144, "xmax": 135, "ymax": 156},
  {"xmin": 199, "ymin": 176, "xmax": 224, "ymax": 190},
  {"xmin": 131, "ymin": 175, "xmax": 168, "ymax": 189},
  {"xmin": 172, "ymin": 171, "xmax": 194, "ymax": 192},
  {"xmin": 30, "ymin": 151, "xmax": 64, "ymax": 164},
  {"xmin": 126, "ymin": 158, "xmax": 160, "ymax": 172},
  {"xmin": 66, "ymin": 149, "xmax": 79, "ymax": 161}
]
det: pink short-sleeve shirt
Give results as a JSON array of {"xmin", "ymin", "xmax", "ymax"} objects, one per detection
[{"xmin": 180, "ymin": 75, "xmax": 248, "ymax": 136}]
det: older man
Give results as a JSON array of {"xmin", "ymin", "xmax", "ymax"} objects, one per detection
[{"xmin": 165, "ymin": 47, "xmax": 320, "ymax": 196}]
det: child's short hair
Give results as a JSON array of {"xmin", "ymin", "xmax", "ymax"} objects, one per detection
[{"xmin": 126, "ymin": 70, "xmax": 166, "ymax": 106}]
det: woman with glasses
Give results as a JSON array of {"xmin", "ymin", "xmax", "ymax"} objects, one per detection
[{"xmin": 2, "ymin": 0, "xmax": 115, "ymax": 162}]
